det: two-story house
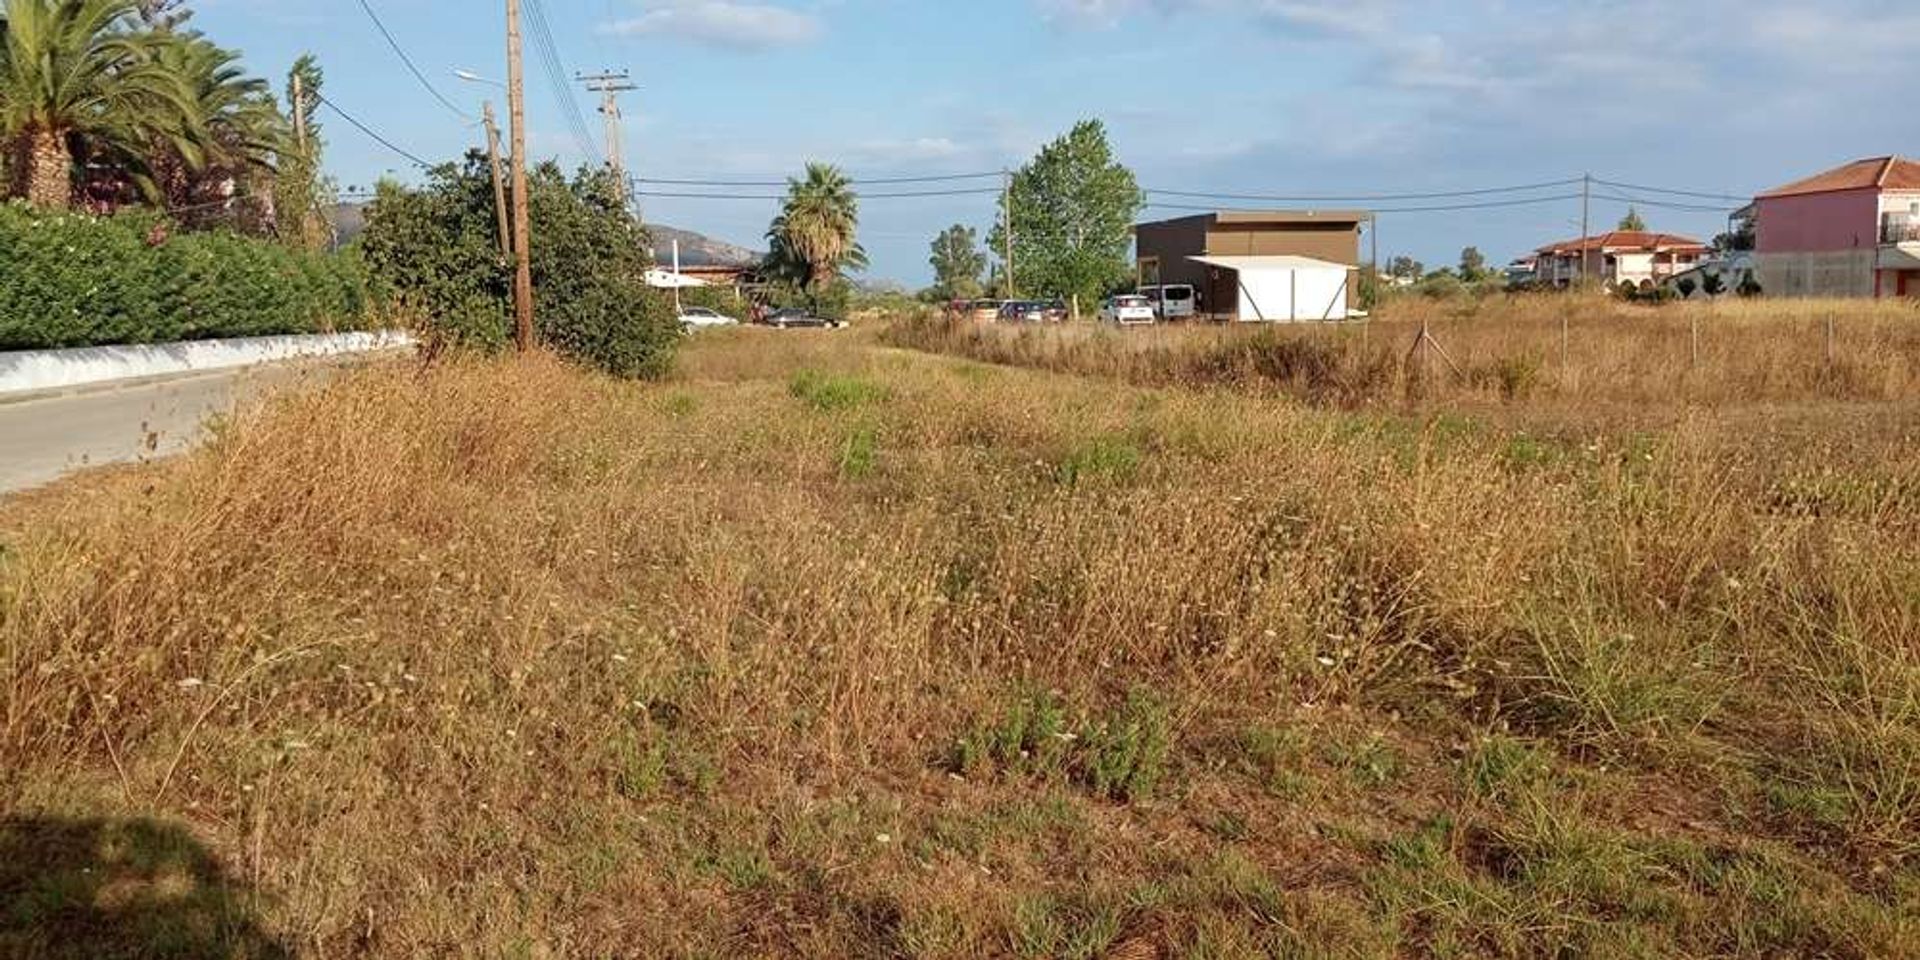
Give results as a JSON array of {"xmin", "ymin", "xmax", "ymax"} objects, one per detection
[
  {"xmin": 1532, "ymin": 231, "xmax": 1707, "ymax": 289},
  {"xmin": 1753, "ymin": 156, "xmax": 1920, "ymax": 298}
]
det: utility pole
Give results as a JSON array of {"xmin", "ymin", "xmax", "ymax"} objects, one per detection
[
  {"xmin": 482, "ymin": 102, "xmax": 510, "ymax": 258},
  {"xmin": 292, "ymin": 72, "xmax": 307, "ymax": 150},
  {"xmin": 577, "ymin": 70, "xmax": 636, "ymax": 211},
  {"xmin": 506, "ymin": 0, "xmax": 535, "ymax": 352},
  {"xmin": 1579, "ymin": 172, "xmax": 1592, "ymax": 285},
  {"xmin": 1002, "ymin": 169, "xmax": 1015, "ymax": 299}
]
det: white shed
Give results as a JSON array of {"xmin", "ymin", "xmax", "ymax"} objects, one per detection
[{"xmin": 1189, "ymin": 254, "xmax": 1355, "ymax": 322}]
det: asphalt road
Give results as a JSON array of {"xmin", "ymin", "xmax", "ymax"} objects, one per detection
[{"xmin": 0, "ymin": 362, "xmax": 343, "ymax": 494}]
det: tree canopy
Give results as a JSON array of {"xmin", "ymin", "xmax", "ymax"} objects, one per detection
[
  {"xmin": 988, "ymin": 119, "xmax": 1142, "ymax": 312},
  {"xmin": 928, "ymin": 223, "xmax": 985, "ymax": 299},
  {"xmin": 1618, "ymin": 207, "xmax": 1647, "ymax": 232}
]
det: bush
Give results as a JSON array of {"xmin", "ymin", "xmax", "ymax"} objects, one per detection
[
  {"xmin": 0, "ymin": 202, "xmax": 370, "ymax": 350},
  {"xmin": 359, "ymin": 155, "xmax": 677, "ymax": 378}
]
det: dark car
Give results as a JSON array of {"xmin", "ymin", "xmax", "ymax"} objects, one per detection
[
  {"xmin": 998, "ymin": 300, "xmax": 1047, "ymax": 324},
  {"xmin": 1042, "ymin": 298, "xmax": 1069, "ymax": 323},
  {"xmin": 763, "ymin": 307, "xmax": 842, "ymax": 329}
]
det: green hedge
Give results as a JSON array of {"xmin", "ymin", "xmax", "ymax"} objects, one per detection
[{"xmin": 0, "ymin": 202, "xmax": 371, "ymax": 351}]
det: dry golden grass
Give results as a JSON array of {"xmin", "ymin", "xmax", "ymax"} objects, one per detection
[
  {"xmin": 884, "ymin": 294, "xmax": 1920, "ymax": 416},
  {"xmin": 1, "ymin": 316, "xmax": 1916, "ymax": 957}
]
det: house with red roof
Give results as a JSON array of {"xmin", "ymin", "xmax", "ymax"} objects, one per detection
[
  {"xmin": 1532, "ymin": 231, "xmax": 1708, "ymax": 289},
  {"xmin": 1753, "ymin": 156, "xmax": 1920, "ymax": 298}
]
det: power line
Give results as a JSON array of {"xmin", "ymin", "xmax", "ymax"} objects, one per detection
[
  {"xmin": 1591, "ymin": 178, "xmax": 1748, "ymax": 202},
  {"xmin": 1148, "ymin": 193, "xmax": 1585, "ymax": 215},
  {"xmin": 525, "ymin": 0, "xmax": 602, "ymax": 164},
  {"xmin": 313, "ymin": 93, "xmax": 431, "ymax": 168},
  {"xmin": 353, "ymin": 0, "xmax": 472, "ymax": 120},
  {"xmin": 1591, "ymin": 192, "xmax": 1742, "ymax": 214},
  {"xmin": 1144, "ymin": 177, "xmax": 1584, "ymax": 204},
  {"xmin": 634, "ymin": 186, "xmax": 1002, "ymax": 201},
  {"xmin": 636, "ymin": 171, "xmax": 1005, "ymax": 187}
]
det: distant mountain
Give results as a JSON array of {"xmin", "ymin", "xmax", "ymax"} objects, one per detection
[
  {"xmin": 329, "ymin": 201, "xmax": 762, "ymax": 271},
  {"xmin": 647, "ymin": 224, "xmax": 762, "ymax": 268}
]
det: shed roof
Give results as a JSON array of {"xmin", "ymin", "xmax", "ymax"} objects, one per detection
[
  {"xmin": 1189, "ymin": 254, "xmax": 1356, "ymax": 272},
  {"xmin": 1137, "ymin": 210, "xmax": 1370, "ymax": 231},
  {"xmin": 1757, "ymin": 156, "xmax": 1920, "ymax": 199}
]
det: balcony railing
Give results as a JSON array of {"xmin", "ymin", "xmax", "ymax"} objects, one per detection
[{"xmin": 1883, "ymin": 214, "xmax": 1920, "ymax": 244}]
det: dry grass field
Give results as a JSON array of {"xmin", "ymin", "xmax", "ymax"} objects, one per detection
[{"xmin": 1, "ymin": 299, "xmax": 1916, "ymax": 957}]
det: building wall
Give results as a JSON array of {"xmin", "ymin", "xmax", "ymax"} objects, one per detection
[
  {"xmin": 1203, "ymin": 223, "xmax": 1360, "ymax": 264},
  {"xmin": 1206, "ymin": 223, "xmax": 1361, "ymax": 303},
  {"xmin": 1878, "ymin": 191, "xmax": 1920, "ymax": 217},
  {"xmin": 1756, "ymin": 189, "xmax": 1881, "ymax": 253},
  {"xmin": 1755, "ymin": 250, "xmax": 1877, "ymax": 298},
  {"xmin": 1134, "ymin": 216, "xmax": 1213, "ymax": 289}
]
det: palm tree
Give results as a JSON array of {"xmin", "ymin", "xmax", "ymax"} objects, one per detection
[
  {"xmin": 766, "ymin": 162, "xmax": 862, "ymax": 292},
  {"xmin": 0, "ymin": 0, "xmax": 194, "ymax": 208},
  {"xmin": 146, "ymin": 32, "xmax": 282, "ymax": 216}
]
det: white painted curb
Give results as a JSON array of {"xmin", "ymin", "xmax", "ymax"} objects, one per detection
[{"xmin": 0, "ymin": 330, "xmax": 415, "ymax": 397}]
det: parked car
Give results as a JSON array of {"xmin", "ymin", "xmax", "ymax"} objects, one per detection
[
  {"xmin": 763, "ymin": 307, "xmax": 843, "ymax": 329},
  {"xmin": 967, "ymin": 299, "xmax": 1003, "ymax": 323},
  {"xmin": 1099, "ymin": 294, "xmax": 1155, "ymax": 325},
  {"xmin": 998, "ymin": 300, "xmax": 1047, "ymax": 324},
  {"xmin": 1042, "ymin": 299, "xmax": 1069, "ymax": 323},
  {"xmin": 678, "ymin": 306, "xmax": 740, "ymax": 331},
  {"xmin": 1141, "ymin": 284, "xmax": 1197, "ymax": 321}
]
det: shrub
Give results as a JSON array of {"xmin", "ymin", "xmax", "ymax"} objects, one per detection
[
  {"xmin": 359, "ymin": 155, "xmax": 677, "ymax": 378},
  {"xmin": 0, "ymin": 202, "xmax": 370, "ymax": 350}
]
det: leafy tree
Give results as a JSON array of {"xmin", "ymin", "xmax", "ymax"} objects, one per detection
[
  {"xmin": 765, "ymin": 162, "xmax": 864, "ymax": 295},
  {"xmin": 1711, "ymin": 211, "xmax": 1755, "ymax": 255},
  {"xmin": 1618, "ymin": 206, "xmax": 1647, "ymax": 232},
  {"xmin": 1387, "ymin": 255, "xmax": 1423, "ymax": 280},
  {"xmin": 361, "ymin": 154, "xmax": 677, "ymax": 377},
  {"xmin": 987, "ymin": 119, "xmax": 1142, "ymax": 314},
  {"xmin": 928, "ymin": 223, "xmax": 985, "ymax": 299},
  {"xmin": 1701, "ymin": 272, "xmax": 1725, "ymax": 299},
  {"xmin": 1458, "ymin": 246, "xmax": 1487, "ymax": 282},
  {"xmin": 0, "ymin": 0, "xmax": 196, "ymax": 208},
  {"xmin": 1676, "ymin": 276, "xmax": 1697, "ymax": 299}
]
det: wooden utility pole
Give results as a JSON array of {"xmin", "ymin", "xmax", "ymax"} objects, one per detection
[
  {"xmin": 482, "ymin": 102, "xmax": 510, "ymax": 258},
  {"xmin": 577, "ymin": 71, "xmax": 636, "ymax": 210},
  {"xmin": 292, "ymin": 73, "xmax": 307, "ymax": 150},
  {"xmin": 506, "ymin": 0, "xmax": 535, "ymax": 351},
  {"xmin": 1579, "ymin": 172, "xmax": 1592, "ymax": 284},
  {"xmin": 1003, "ymin": 169, "xmax": 1016, "ymax": 299}
]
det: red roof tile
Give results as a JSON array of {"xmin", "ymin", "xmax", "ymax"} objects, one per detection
[
  {"xmin": 1758, "ymin": 156, "xmax": 1920, "ymax": 198},
  {"xmin": 1535, "ymin": 231, "xmax": 1707, "ymax": 256}
]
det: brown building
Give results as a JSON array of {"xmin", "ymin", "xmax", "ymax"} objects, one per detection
[{"xmin": 1134, "ymin": 210, "xmax": 1369, "ymax": 319}]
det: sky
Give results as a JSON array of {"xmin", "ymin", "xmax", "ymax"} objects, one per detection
[{"xmin": 189, "ymin": 0, "xmax": 1919, "ymax": 284}]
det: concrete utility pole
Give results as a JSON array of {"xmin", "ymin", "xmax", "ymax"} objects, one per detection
[
  {"xmin": 577, "ymin": 70, "xmax": 636, "ymax": 210},
  {"xmin": 482, "ymin": 102, "xmax": 511, "ymax": 258},
  {"xmin": 506, "ymin": 0, "xmax": 535, "ymax": 351}
]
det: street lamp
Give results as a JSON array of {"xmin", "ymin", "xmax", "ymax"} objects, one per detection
[{"xmin": 453, "ymin": 69, "xmax": 506, "ymax": 89}]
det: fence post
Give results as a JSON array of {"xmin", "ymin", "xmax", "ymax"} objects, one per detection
[
  {"xmin": 1825, "ymin": 313, "xmax": 1835, "ymax": 368},
  {"xmin": 1690, "ymin": 314, "xmax": 1699, "ymax": 368}
]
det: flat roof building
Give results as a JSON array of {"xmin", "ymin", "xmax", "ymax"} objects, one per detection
[{"xmin": 1135, "ymin": 210, "xmax": 1368, "ymax": 321}]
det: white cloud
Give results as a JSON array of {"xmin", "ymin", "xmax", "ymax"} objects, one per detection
[{"xmin": 603, "ymin": 2, "xmax": 823, "ymax": 51}]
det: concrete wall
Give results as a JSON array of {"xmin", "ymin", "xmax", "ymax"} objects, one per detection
[
  {"xmin": 0, "ymin": 330, "xmax": 414, "ymax": 397},
  {"xmin": 1755, "ymin": 250, "xmax": 1876, "ymax": 298},
  {"xmin": 1135, "ymin": 216, "xmax": 1213, "ymax": 289}
]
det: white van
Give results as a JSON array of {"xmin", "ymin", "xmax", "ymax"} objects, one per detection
[{"xmin": 1141, "ymin": 284, "xmax": 1197, "ymax": 321}]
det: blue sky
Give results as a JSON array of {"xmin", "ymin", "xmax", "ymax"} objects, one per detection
[{"xmin": 192, "ymin": 0, "xmax": 1918, "ymax": 283}]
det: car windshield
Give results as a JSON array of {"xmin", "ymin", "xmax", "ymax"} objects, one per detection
[
  {"xmin": 685, "ymin": 308, "xmax": 713, "ymax": 316},
  {"xmin": 1115, "ymin": 296, "xmax": 1149, "ymax": 307},
  {"xmin": 1164, "ymin": 287, "xmax": 1193, "ymax": 300}
]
